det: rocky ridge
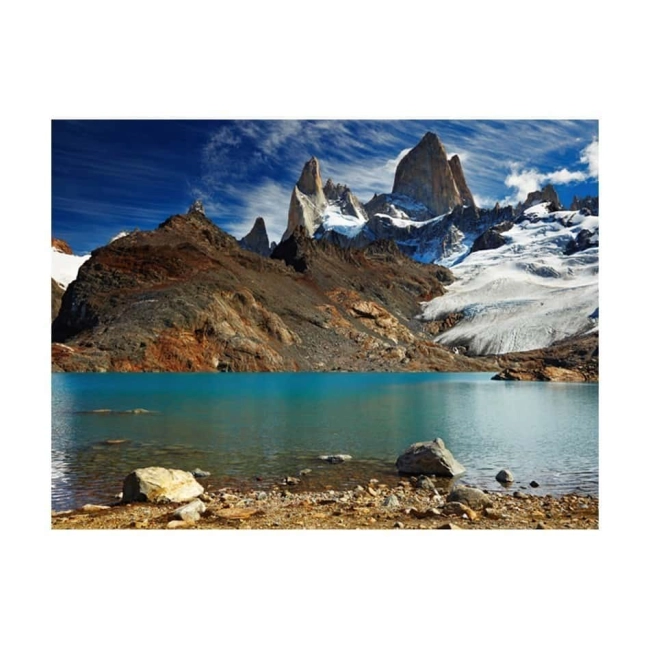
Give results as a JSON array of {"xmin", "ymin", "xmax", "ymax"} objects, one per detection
[{"xmin": 52, "ymin": 201, "xmax": 500, "ymax": 373}]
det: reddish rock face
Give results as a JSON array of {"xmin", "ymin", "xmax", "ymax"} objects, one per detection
[
  {"xmin": 52, "ymin": 238, "xmax": 73, "ymax": 255},
  {"xmin": 392, "ymin": 132, "xmax": 463, "ymax": 216}
]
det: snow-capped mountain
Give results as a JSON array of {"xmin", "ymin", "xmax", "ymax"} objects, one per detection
[{"xmin": 273, "ymin": 131, "xmax": 599, "ymax": 357}]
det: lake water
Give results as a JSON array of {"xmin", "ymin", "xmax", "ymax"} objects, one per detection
[{"xmin": 51, "ymin": 373, "xmax": 598, "ymax": 510}]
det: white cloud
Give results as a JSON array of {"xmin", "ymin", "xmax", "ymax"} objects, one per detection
[
  {"xmin": 504, "ymin": 137, "xmax": 599, "ymax": 203},
  {"xmin": 580, "ymin": 138, "xmax": 599, "ymax": 178}
]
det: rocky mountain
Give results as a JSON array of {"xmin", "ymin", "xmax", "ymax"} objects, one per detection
[
  {"xmin": 52, "ymin": 131, "xmax": 599, "ymax": 379},
  {"xmin": 284, "ymin": 132, "xmax": 600, "ymax": 360},
  {"xmin": 52, "ymin": 201, "xmax": 501, "ymax": 373},
  {"xmin": 238, "ymin": 217, "xmax": 272, "ymax": 257}
]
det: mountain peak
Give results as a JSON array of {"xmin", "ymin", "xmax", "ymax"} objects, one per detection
[
  {"xmin": 187, "ymin": 199, "xmax": 206, "ymax": 216},
  {"xmin": 392, "ymin": 133, "xmax": 464, "ymax": 216},
  {"xmin": 296, "ymin": 157, "xmax": 323, "ymax": 196},
  {"xmin": 448, "ymin": 154, "xmax": 475, "ymax": 208},
  {"xmin": 239, "ymin": 217, "xmax": 272, "ymax": 257},
  {"xmin": 282, "ymin": 157, "xmax": 328, "ymax": 241}
]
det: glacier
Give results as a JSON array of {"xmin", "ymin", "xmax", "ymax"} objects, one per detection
[{"xmin": 419, "ymin": 203, "xmax": 599, "ymax": 355}]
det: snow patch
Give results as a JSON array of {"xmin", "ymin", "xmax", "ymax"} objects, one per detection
[{"xmin": 52, "ymin": 248, "xmax": 90, "ymax": 289}]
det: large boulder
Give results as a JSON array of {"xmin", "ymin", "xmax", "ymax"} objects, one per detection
[
  {"xmin": 122, "ymin": 467, "xmax": 205, "ymax": 504},
  {"xmin": 396, "ymin": 438, "xmax": 465, "ymax": 477}
]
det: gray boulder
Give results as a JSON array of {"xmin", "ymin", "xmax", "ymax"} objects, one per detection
[
  {"xmin": 447, "ymin": 485, "xmax": 492, "ymax": 510},
  {"xmin": 396, "ymin": 439, "xmax": 465, "ymax": 477},
  {"xmin": 122, "ymin": 467, "xmax": 205, "ymax": 504}
]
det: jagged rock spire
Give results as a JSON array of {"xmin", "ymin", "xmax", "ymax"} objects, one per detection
[
  {"xmin": 282, "ymin": 157, "xmax": 328, "ymax": 241},
  {"xmin": 392, "ymin": 132, "xmax": 464, "ymax": 216},
  {"xmin": 448, "ymin": 154, "xmax": 475, "ymax": 208},
  {"xmin": 239, "ymin": 216, "xmax": 272, "ymax": 257}
]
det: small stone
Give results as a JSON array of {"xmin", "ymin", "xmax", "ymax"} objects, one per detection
[
  {"xmin": 354, "ymin": 486, "xmax": 366, "ymax": 496},
  {"xmin": 536, "ymin": 522, "xmax": 549, "ymax": 530},
  {"xmin": 393, "ymin": 521, "xmax": 405, "ymax": 529},
  {"xmin": 167, "ymin": 520, "xmax": 189, "ymax": 529},
  {"xmin": 442, "ymin": 501, "xmax": 478, "ymax": 520},
  {"xmin": 383, "ymin": 494, "xmax": 400, "ymax": 508},
  {"xmin": 416, "ymin": 475, "xmax": 438, "ymax": 492},
  {"xmin": 284, "ymin": 476, "xmax": 300, "ymax": 486},
  {"xmin": 299, "ymin": 468, "xmax": 312, "ymax": 476},
  {"xmin": 367, "ymin": 487, "xmax": 378, "ymax": 497},
  {"xmin": 437, "ymin": 523, "xmax": 461, "ymax": 529},
  {"xmin": 484, "ymin": 508, "xmax": 503, "ymax": 520},
  {"xmin": 130, "ymin": 520, "xmax": 149, "ymax": 529},
  {"xmin": 255, "ymin": 491, "xmax": 268, "ymax": 501},
  {"xmin": 447, "ymin": 485, "xmax": 492, "ymax": 510},
  {"xmin": 496, "ymin": 469, "xmax": 514, "ymax": 483},
  {"xmin": 191, "ymin": 468, "xmax": 211, "ymax": 478},
  {"xmin": 513, "ymin": 491, "xmax": 529, "ymax": 500},
  {"xmin": 530, "ymin": 480, "xmax": 540, "ymax": 488},
  {"xmin": 81, "ymin": 504, "xmax": 110, "ymax": 512},
  {"xmin": 173, "ymin": 499, "xmax": 206, "ymax": 523}
]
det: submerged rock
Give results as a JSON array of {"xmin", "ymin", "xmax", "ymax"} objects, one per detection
[
  {"xmin": 191, "ymin": 468, "xmax": 211, "ymax": 478},
  {"xmin": 395, "ymin": 438, "xmax": 465, "ymax": 477},
  {"xmin": 122, "ymin": 467, "xmax": 204, "ymax": 504},
  {"xmin": 496, "ymin": 469, "xmax": 514, "ymax": 484},
  {"xmin": 319, "ymin": 454, "xmax": 352, "ymax": 464}
]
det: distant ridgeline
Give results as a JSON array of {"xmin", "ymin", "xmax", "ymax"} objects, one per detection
[{"xmin": 51, "ymin": 132, "xmax": 598, "ymax": 379}]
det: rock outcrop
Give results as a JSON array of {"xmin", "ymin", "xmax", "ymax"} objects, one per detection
[
  {"xmin": 122, "ymin": 467, "xmax": 205, "ymax": 504},
  {"xmin": 492, "ymin": 333, "xmax": 599, "ymax": 382},
  {"xmin": 392, "ymin": 132, "xmax": 464, "ymax": 216},
  {"xmin": 519, "ymin": 184, "xmax": 562, "ymax": 213},
  {"xmin": 52, "ymin": 238, "xmax": 73, "ymax": 255},
  {"xmin": 470, "ymin": 221, "xmax": 513, "ymax": 253},
  {"xmin": 395, "ymin": 438, "xmax": 466, "ymax": 477},
  {"xmin": 323, "ymin": 179, "xmax": 367, "ymax": 221},
  {"xmin": 570, "ymin": 195, "xmax": 599, "ymax": 215},
  {"xmin": 239, "ymin": 217, "xmax": 272, "ymax": 257},
  {"xmin": 282, "ymin": 157, "xmax": 328, "ymax": 240}
]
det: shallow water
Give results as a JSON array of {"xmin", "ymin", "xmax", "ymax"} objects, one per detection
[{"xmin": 52, "ymin": 372, "xmax": 598, "ymax": 510}]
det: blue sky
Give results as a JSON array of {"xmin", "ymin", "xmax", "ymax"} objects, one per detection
[{"xmin": 52, "ymin": 119, "xmax": 598, "ymax": 253}]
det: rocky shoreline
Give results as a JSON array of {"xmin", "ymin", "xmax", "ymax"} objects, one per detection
[{"xmin": 51, "ymin": 477, "xmax": 598, "ymax": 531}]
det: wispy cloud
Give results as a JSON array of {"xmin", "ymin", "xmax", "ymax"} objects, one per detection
[{"xmin": 218, "ymin": 180, "xmax": 292, "ymax": 244}]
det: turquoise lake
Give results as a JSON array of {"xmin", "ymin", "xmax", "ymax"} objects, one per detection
[{"xmin": 51, "ymin": 373, "xmax": 598, "ymax": 510}]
